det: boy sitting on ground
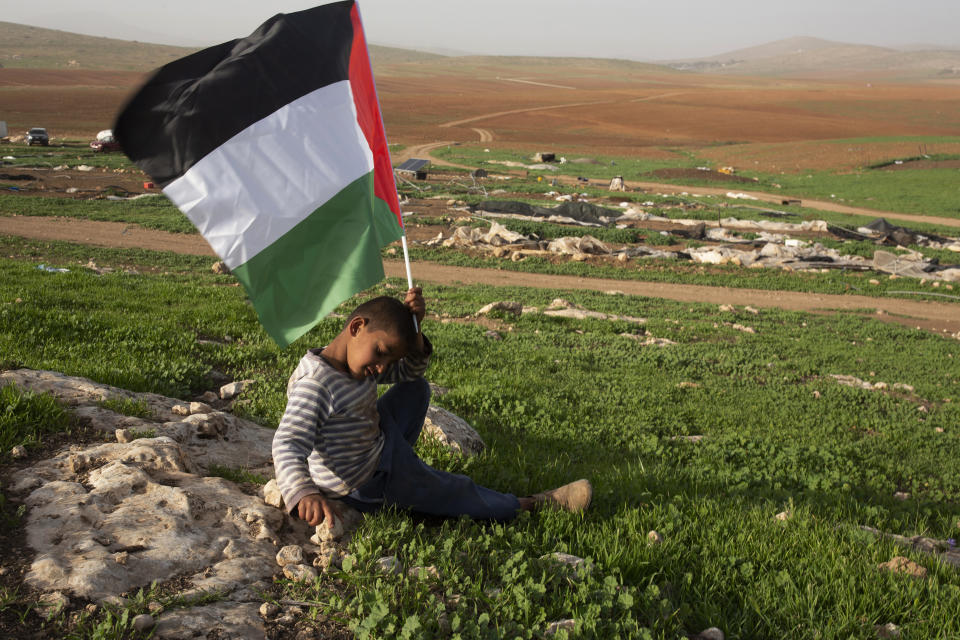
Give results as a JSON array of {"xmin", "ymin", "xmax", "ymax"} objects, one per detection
[{"xmin": 272, "ymin": 287, "xmax": 591, "ymax": 527}]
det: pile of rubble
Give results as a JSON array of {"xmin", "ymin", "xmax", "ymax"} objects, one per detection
[{"xmin": 418, "ymin": 204, "xmax": 960, "ymax": 282}]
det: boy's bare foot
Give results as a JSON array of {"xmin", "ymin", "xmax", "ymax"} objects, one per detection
[{"xmin": 522, "ymin": 479, "xmax": 592, "ymax": 513}]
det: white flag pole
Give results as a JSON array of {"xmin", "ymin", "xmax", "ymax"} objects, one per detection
[{"xmin": 400, "ymin": 229, "xmax": 419, "ymax": 333}]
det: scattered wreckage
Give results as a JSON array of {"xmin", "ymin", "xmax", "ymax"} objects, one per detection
[{"xmin": 416, "ymin": 200, "xmax": 960, "ymax": 283}]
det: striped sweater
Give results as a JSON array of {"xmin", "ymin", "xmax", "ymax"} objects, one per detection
[{"xmin": 272, "ymin": 339, "xmax": 431, "ymax": 512}]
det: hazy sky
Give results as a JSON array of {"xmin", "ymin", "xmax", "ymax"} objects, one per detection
[{"xmin": 5, "ymin": 0, "xmax": 959, "ymax": 60}]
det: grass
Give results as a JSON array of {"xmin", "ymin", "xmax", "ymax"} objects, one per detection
[
  {"xmin": 97, "ymin": 396, "xmax": 157, "ymax": 420},
  {"xmin": 0, "ymin": 383, "xmax": 71, "ymax": 455},
  {"xmin": 1, "ymin": 244, "xmax": 959, "ymax": 636},
  {"xmin": 206, "ymin": 464, "xmax": 269, "ymax": 485}
]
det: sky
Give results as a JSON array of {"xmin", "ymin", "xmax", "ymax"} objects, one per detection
[{"xmin": 4, "ymin": 0, "xmax": 959, "ymax": 60}]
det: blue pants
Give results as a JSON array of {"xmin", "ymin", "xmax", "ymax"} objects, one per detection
[{"xmin": 342, "ymin": 378, "xmax": 520, "ymax": 521}]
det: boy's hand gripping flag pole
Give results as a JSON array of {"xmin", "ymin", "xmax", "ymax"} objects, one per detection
[{"xmin": 114, "ymin": 1, "xmax": 415, "ymax": 347}]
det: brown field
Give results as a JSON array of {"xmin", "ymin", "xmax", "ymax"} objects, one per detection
[{"xmin": 2, "ymin": 58, "xmax": 959, "ymax": 172}]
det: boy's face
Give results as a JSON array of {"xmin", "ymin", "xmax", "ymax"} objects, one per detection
[{"xmin": 346, "ymin": 321, "xmax": 407, "ymax": 380}]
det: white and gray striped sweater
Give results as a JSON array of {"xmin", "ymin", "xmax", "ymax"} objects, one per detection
[{"xmin": 272, "ymin": 341, "xmax": 431, "ymax": 512}]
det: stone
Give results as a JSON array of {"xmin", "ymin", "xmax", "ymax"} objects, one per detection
[
  {"xmin": 148, "ymin": 601, "xmax": 164, "ymax": 614},
  {"xmin": 184, "ymin": 412, "xmax": 227, "ymax": 438},
  {"xmin": 283, "ymin": 563, "xmax": 318, "ymax": 582},
  {"xmin": 540, "ymin": 552, "xmax": 593, "ymax": 578},
  {"xmin": 313, "ymin": 546, "xmax": 343, "ymax": 572},
  {"xmin": 545, "ymin": 619, "xmax": 577, "ymax": 635},
  {"xmin": 220, "ymin": 379, "xmax": 255, "ymax": 400},
  {"xmin": 171, "ymin": 404, "xmax": 190, "ymax": 416},
  {"xmin": 211, "ymin": 261, "xmax": 230, "ymax": 275},
  {"xmin": 19, "ymin": 437, "xmax": 282, "ymax": 602},
  {"xmin": 11, "ymin": 444, "xmax": 27, "ymax": 458},
  {"xmin": 875, "ymin": 622, "xmax": 901, "ymax": 638},
  {"xmin": 259, "ymin": 602, "xmax": 281, "ymax": 618},
  {"xmin": 197, "ymin": 391, "xmax": 219, "ymax": 404},
  {"xmin": 421, "ymin": 405, "xmax": 486, "ymax": 456},
  {"xmin": 893, "ymin": 491, "xmax": 910, "ymax": 501},
  {"xmin": 276, "ymin": 545, "xmax": 304, "ymax": 567},
  {"xmin": 262, "ymin": 478, "xmax": 284, "ymax": 509},
  {"xmin": 189, "ymin": 401, "xmax": 214, "ymax": 415},
  {"xmin": 407, "ymin": 565, "xmax": 440, "ymax": 580},
  {"xmin": 133, "ymin": 613, "xmax": 156, "ymax": 632},
  {"xmin": 35, "ymin": 591, "xmax": 70, "ymax": 620},
  {"xmin": 775, "ymin": 510, "xmax": 791, "ymax": 521},
  {"xmin": 647, "ymin": 530, "xmax": 663, "ymax": 544},
  {"xmin": 154, "ymin": 602, "xmax": 265, "ymax": 639},
  {"xmin": 877, "ymin": 556, "xmax": 927, "ymax": 579},
  {"xmin": 115, "ymin": 428, "xmax": 132, "ymax": 443},
  {"xmin": 696, "ymin": 627, "xmax": 725, "ymax": 640},
  {"xmin": 376, "ymin": 556, "xmax": 401, "ymax": 575},
  {"xmin": 311, "ymin": 504, "xmax": 363, "ymax": 544},
  {"xmin": 485, "ymin": 329, "xmax": 502, "ymax": 340},
  {"xmin": 476, "ymin": 301, "xmax": 523, "ymax": 316}
]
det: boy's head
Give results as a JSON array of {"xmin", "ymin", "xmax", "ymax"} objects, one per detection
[{"xmin": 342, "ymin": 296, "xmax": 418, "ymax": 379}]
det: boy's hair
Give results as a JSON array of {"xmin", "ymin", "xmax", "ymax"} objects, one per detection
[{"xmin": 347, "ymin": 296, "xmax": 418, "ymax": 352}]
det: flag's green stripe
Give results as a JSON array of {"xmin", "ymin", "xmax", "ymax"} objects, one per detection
[{"xmin": 232, "ymin": 173, "xmax": 403, "ymax": 348}]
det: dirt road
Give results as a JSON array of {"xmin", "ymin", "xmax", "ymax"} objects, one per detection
[{"xmin": 2, "ymin": 215, "xmax": 957, "ymax": 336}]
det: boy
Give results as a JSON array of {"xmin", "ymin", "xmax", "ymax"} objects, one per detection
[{"xmin": 272, "ymin": 287, "xmax": 591, "ymax": 527}]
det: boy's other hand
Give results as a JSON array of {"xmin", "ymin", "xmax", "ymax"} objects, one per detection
[
  {"xmin": 404, "ymin": 286, "xmax": 425, "ymax": 327},
  {"xmin": 297, "ymin": 493, "xmax": 340, "ymax": 527}
]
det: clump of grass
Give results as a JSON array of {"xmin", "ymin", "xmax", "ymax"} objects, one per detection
[
  {"xmin": 98, "ymin": 396, "xmax": 157, "ymax": 420},
  {"xmin": 206, "ymin": 464, "xmax": 269, "ymax": 485},
  {"xmin": 0, "ymin": 384, "xmax": 70, "ymax": 454}
]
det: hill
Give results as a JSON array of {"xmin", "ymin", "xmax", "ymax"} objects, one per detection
[
  {"xmin": 0, "ymin": 21, "xmax": 198, "ymax": 72},
  {"xmin": 666, "ymin": 36, "xmax": 960, "ymax": 80}
]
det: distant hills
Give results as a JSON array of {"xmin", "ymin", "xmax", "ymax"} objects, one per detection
[
  {"xmin": 0, "ymin": 21, "xmax": 446, "ymax": 72},
  {"xmin": 665, "ymin": 36, "xmax": 960, "ymax": 80},
  {"xmin": 2, "ymin": 23, "xmax": 958, "ymax": 82}
]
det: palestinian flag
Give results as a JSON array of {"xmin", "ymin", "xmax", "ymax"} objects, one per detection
[{"xmin": 115, "ymin": 1, "xmax": 403, "ymax": 347}]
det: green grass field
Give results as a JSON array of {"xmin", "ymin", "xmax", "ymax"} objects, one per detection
[{"xmin": 1, "ymin": 244, "xmax": 959, "ymax": 638}]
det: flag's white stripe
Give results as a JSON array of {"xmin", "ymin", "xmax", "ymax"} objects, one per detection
[{"xmin": 163, "ymin": 80, "xmax": 373, "ymax": 270}]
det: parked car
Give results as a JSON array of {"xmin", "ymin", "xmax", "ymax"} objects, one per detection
[
  {"xmin": 26, "ymin": 127, "xmax": 49, "ymax": 146},
  {"xmin": 90, "ymin": 129, "xmax": 121, "ymax": 152}
]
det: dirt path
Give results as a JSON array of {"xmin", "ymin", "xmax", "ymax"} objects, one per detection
[{"xmin": 2, "ymin": 215, "xmax": 958, "ymax": 336}]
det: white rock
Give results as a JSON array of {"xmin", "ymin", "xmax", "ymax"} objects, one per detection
[
  {"xmin": 311, "ymin": 504, "xmax": 364, "ymax": 543},
  {"xmin": 11, "ymin": 444, "xmax": 27, "ymax": 458},
  {"xmin": 259, "ymin": 602, "xmax": 281, "ymax": 618},
  {"xmin": 422, "ymin": 405, "xmax": 486, "ymax": 456},
  {"xmin": 171, "ymin": 404, "xmax": 190, "ymax": 416},
  {"xmin": 189, "ymin": 401, "xmax": 214, "ymax": 415},
  {"xmin": 220, "ymin": 380, "xmax": 255, "ymax": 400},
  {"xmin": 875, "ymin": 622, "xmax": 901, "ymax": 638},
  {"xmin": 262, "ymin": 478, "xmax": 283, "ymax": 509},
  {"xmin": 540, "ymin": 552, "xmax": 593, "ymax": 577},
  {"xmin": 115, "ymin": 428, "xmax": 132, "ymax": 443},
  {"xmin": 476, "ymin": 301, "xmax": 523, "ymax": 316},
  {"xmin": 545, "ymin": 619, "xmax": 577, "ymax": 635},
  {"xmin": 647, "ymin": 530, "xmax": 663, "ymax": 544},
  {"xmin": 276, "ymin": 545, "xmax": 304, "ymax": 567},
  {"xmin": 697, "ymin": 627, "xmax": 725, "ymax": 640},
  {"xmin": 282, "ymin": 563, "xmax": 317, "ymax": 582},
  {"xmin": 376, "ymin": 556, "xmax": 401, "ymax": 574}
]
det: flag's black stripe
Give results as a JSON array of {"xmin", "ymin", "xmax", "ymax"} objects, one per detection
[{"xmin": 115, "ymin": 0, "xmax": 355, "ymax": 188}]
